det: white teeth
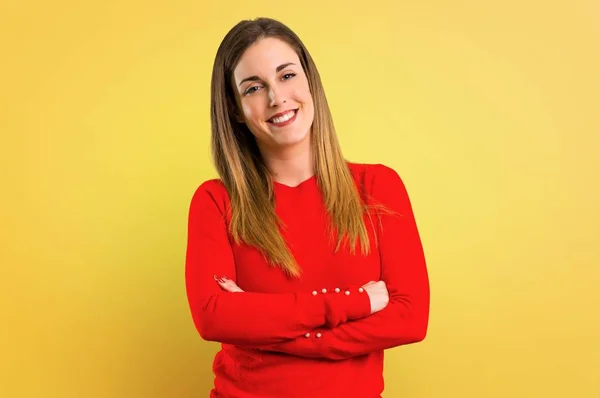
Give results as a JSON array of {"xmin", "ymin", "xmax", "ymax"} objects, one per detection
[{"xmin": 270, "ymin": 110, "xmax": 295, "ymax": 124}]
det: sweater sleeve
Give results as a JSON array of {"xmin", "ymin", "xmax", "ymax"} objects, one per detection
[
  {"xmin": 255, "ymin": 165, "xmax": 430, "ymax": 360},
  {"xmin": 184, "ymin": 181, "xmax": 372, "ymax": 346}
]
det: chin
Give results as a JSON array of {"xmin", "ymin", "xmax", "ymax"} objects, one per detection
[{"xmin": 276, "ymin": 128, "xmax": 310, "ymax": 147}]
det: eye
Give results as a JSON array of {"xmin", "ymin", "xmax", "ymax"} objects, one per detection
[
  {"xmin": 282, "ymin": 73, "xmax": 296, "ymax": 80},
  {"xmin": 244, "ymin": 86, "xmax": 261, "ymax": 96}
]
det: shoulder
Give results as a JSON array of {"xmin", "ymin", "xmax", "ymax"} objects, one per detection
[
  {"xmin": 347, "ymin": 162, "xmax": 410, "ymax": 208},
  {"xmin": 347, "ymin": 161, "xmax": 404, "ymax": 188},
  {"xmin": 189, "ymin": 177, "xmax": 231, "ymax": 214},
  {"xmin": 196, "ymin": 177, "xmax": 228, "ymax": 194}
]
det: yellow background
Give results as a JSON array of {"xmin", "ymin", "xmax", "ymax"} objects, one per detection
[{"xmin": 2, "ymin": 0, "xmax": 599, "ymax": 397}]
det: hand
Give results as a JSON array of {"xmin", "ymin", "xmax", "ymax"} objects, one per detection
[
  {"xmin": 215, "ymin": 275, "xmax": 245, "ymax": 292},
  {"xmin": 362, "ymin": 281, "xmax": 389, "ymax": 314}
]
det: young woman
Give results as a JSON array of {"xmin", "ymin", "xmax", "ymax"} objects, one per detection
[{"xmin": 185, "ymin": 17, "xmax": 430, "ymax": 398}]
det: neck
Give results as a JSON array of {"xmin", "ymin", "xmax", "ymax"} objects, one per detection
[{"xmin": 259, "ymin": 137, "xmax": 313, "ymax": 187}]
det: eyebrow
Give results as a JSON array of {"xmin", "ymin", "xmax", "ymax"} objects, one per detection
[{"xmin": 238, "ymin": 63, "xmax": 296, "ymax": 87}]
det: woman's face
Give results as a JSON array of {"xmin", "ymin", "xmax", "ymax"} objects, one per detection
[{"xmin": 232, "ymin": 37, "xmax": 315, "ymax": 154}]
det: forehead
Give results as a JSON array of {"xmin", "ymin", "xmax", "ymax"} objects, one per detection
[{"xmin": 233, "ymin": 37, "xmax": 300, "ymax": 82}]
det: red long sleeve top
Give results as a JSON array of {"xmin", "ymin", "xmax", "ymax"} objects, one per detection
[{"xmin": 185, "ymin": 162, "xmax": 430, "ymax": 398}]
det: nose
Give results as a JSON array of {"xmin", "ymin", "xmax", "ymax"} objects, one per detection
[{"xmin": 268, "ymin": 85, "xmax": 286, "ymax": 107}]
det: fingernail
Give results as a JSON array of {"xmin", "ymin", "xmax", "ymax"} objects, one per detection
[{"xmin": 213, "ymin": 275, "xmax": 218, "ymax": 280}]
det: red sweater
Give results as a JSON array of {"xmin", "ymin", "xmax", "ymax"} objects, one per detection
[{"xmin": 185, "ymin": 162, "xmax": 430, "ymax": 398}]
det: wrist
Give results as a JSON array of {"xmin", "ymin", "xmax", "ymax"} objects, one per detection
[{"xmin": 322, "ymin": 286, "xmax": 371, "ymax": 327}]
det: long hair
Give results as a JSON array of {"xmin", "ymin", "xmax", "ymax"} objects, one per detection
[{"xmin": 210, "ymin": 17, "xmax": 384, "ymax": 277}]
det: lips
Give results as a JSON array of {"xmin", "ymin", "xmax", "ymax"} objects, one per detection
[{"xmin": 267, "ymin": 109, "xmax": 298, "ymax": 123}]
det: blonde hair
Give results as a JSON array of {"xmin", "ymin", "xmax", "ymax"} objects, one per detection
[{"xmin": 210, "ymin": 17, "xmax": 387, "ymax": 277}]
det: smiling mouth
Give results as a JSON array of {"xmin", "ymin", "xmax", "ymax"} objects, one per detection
[{"xmin": 267, "ymin": 109, "xmax": 298, "ymax": 124}]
